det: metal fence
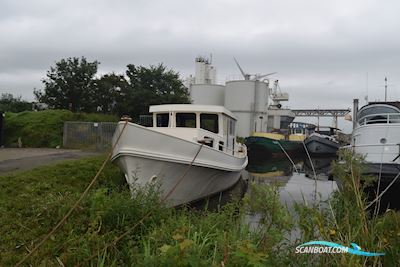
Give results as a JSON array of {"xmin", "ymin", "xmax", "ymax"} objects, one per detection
[
  {"xmin": 63, "ymin": 121, "xmax": 117, "ymax": 150},
  {"xmin": 139, "ymin": 115, "xmax": 153, "ymax": 127}
]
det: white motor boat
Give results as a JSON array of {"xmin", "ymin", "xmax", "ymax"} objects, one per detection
[
  {"xmin": 352, "ymin": 102, "xmax": 400, "ymax": 168},
  {"xmin": 350, "ymin": 101, "xmax": 400, "ymax": 211},
  {"xmin": 111, "ymin": 104, "xmax": 248, "ymax": 206}
]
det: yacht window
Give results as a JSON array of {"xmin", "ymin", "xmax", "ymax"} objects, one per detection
[
  {"xmin": 223, "ymin": 116, "xmax": 228, "ymax": 136},
  {"xmin": 389, "ymin": 114, "xmax": 400, "ymax": 123},
  {"xmin": 200, "ymin": 114, "xmax": 219, "ymax": 133},
  {"xmin": 176, "ymin": 113, "xmax": 196, "ymax": 128},
  {"xmin": 156, "ymin": 113, "xmax": 169, "ymax": 127},
  {"xmin": 358, "ymin": 105, "xmax": 400, "ymax": 123},
  {"xmin": 229, "ymin": 119, "xmax": 236, "ymax": 135}
]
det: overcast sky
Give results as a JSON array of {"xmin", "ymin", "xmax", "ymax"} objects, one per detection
[{"xmin": 1, "ymin": 0, "xmax": 400, "ymax": 130}]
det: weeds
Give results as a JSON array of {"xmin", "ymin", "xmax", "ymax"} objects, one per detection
[
  {"xmin": 1, "ymin": 151, "xmax": 399, "ymax": 266},
  {"xmin": 4, "ymin": 109, "xmax": 117, "ymax": 147}
]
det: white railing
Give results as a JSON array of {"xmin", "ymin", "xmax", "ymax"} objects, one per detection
[{"xmin": 358, "ymin": 113, "xmax": 400, "ymax": 125}]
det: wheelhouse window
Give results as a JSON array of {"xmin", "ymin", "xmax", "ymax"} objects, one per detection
[
  {"xmin": 156, "ymin": 113, "xmax": 169, "ymax": 127},
  {"xmin": 176, "ymin": 113, "xmax": 196, "ymax": 128},
  {"xmin": 229, "ymin": 119, "xmax": 236, "ymax": 135},
  {"xmin": 200, "ymin": 114, "xmax": 219, "ymax": 133},
  {"xmin": 358, "ymin": 105, "xmax": 400, "ymax": 124}
]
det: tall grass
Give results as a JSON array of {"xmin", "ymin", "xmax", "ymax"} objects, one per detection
[
  {"xmin": 1, "ymin": 151, "xmax": 399, "ymax": 266},
  {"xmin": 292, "ymin": 150, "xmax": 400, "ymax": 266}
]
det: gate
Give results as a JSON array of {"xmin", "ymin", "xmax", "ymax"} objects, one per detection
[{"xmin": 63, "ymin": 121, "xmax": 117, "ymax": 150}]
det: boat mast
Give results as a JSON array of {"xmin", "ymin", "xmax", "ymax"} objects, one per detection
[{"xmin": 385, "ymin": 77, "xmax": 388, "ymax": 101}]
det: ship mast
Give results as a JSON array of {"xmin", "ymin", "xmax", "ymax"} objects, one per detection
[{"xmin": 385, "ymin": 77, "xmax": 388, "ymax": 101}]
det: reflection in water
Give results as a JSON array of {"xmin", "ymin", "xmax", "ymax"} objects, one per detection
[
  {"xmin": 246, "ymin": 156, "xmax": 338, "ymax": 207},
  {"xmin": 303, "ymin": 157, "xmax": 335, "ymax": 181},
  {"xmin": 189, "ymin": 155, "xmax": 338, "ymax": 213},
  {"xmin": 245, "ymin": 155, "xmax": 339, "ymax": 233}
]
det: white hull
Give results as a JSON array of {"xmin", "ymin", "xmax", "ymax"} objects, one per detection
[
  {"xmin": 113, "ymin": 156, "xmax": 242, "ymax": 206},
  {"xmin": 352, "ymin": 124, "xmax": 400, "ymax": 164},
  {"xmin": 111, "ymin": 122, "xmax": 248, "ymax": 206}
]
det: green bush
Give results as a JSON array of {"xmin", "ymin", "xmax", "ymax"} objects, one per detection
[{"xmin": 4, "ymin": 109, "xmax": 117, "ymax": 147}]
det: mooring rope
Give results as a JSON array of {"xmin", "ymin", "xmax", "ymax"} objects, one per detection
[
  {"xmin": 302, "ymin": 141, "xmax": 318, "ymax": 202},
  {"xmin": 365, "ymin": 170, "xmax": 400, "ymax": 210},
  {"xmin": 77, "ymin": 143, "xmax": 204, "ymax": 266},
  {"xmin": 15, "ymin": 120, "xmax": 129, "ymax": 267},
  {"xmin": 274, "ymin": 140, "xmax": 299, "ymax": 174},
  {"xmin": 373, "ymin": 123, "xmax": 391, "ymax": 217},
  {"xmin": 302, "ymin": 141, "xmax": 317, "ymax": 180}
]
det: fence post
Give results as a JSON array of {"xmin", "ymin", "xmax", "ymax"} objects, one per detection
[{"xmin": 63, "ymin": 122, "xmax": 67, "ymax": 148}]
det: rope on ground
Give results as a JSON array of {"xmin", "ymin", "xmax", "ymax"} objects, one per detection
[
  {"xmin": 274, "ymin": 140, "xmax": 299, "ymax": 174},
  {"xmin": 78, "ymin": 143, "xmax": 204, "ymax": 266},
  {"xmin": 15, "ymin": 121, "xmax": 129, "ymax": 267}
]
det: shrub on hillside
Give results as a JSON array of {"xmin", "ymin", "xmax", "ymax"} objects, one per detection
[{"xmin": 4, "ymin": 110, "xmax": 117, "ymax": 148}]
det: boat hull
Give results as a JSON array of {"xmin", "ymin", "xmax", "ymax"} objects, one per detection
[
  {"xmin": 111, "ymin": 122, "xmax": 248, "ymax": 206},
  {"xmin": 304, "ymin": 135, "xmax": 340, "ymax": 155},
  {"xmin": 352, "ymin": 124, "xmax": 400, "ymax": 164},
  {"xmin": 113, "ymin": 155, "xmax": 242, "ymax": 206},
  {"xmin": 364, "ymin": 163, "xmax": 400, "ymax": 212},
  {"xmin": 245, "ymin": 136, "xmax": 303, "ymax": 159}
]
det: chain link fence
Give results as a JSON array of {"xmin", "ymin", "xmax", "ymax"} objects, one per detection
[
  {"xmin": 63, "ymin": 121, "xmax": 117, "ymax": 150},
  {"xmin": 63, "ymin": 116, "xmax": 153, "ymax": 150}
]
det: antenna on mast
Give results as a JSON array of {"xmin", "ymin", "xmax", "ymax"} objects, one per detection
[
  {"xmin": 385, "ymin": 77, "xmax": 388, "ymax": 101},
  {"xmin": 365, "ymin": 72, "xmax": 369, "ymax": 103}
]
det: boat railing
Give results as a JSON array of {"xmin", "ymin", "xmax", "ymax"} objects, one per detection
[
  {"xmin": 358, "ymin": 113, "xmax": 400, "ymax": 126},
  {"xmin": 218, "ymin": 142, "xmax": 246, "ymax": 156}
]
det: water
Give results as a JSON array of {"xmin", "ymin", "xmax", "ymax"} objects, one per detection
[
  {"xmin": 244, "ymin": 155, "xmax": 339, "ymax": 231},
  {"xmin": 189, "ymin": 155, "xmax": 339, "ymax": 214},
  {"xmin": 246, "ymin": 156, "xmax": 338, "ymax": 206}
]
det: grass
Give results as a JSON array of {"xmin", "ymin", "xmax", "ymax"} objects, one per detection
[
  {"xmin": 1, "ymin": 151, "xmax": 399, "ymax": 266},
  {"xmin": 4, "ymin": 109, "xmax": 118, "ymax": 148}
]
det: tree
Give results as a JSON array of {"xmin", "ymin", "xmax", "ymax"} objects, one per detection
[
  {"xmin": 0, "ymin": 93, "xmax": 32, "ymax": 112},
  {"xmin": 124, "ymin": 64, "xmax": 191, "ymax": 118},
  {"xmin": 91, "ymin": 73, "xmax": 129, "ymax": 114},
  {"xmin": 34, "ymin": 57, "xmax": 99, "ymax": 112}
]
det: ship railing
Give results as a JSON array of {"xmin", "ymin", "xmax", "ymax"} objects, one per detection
[
  {"xmin": 219, "ymin": 142, "xmax": 247, "ymax": 157},
  {"xmin": 358, "ymin": 113, "xmax": 400, "ymax": 125}
]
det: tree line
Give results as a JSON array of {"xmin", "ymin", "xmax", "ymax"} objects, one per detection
[
  {"xmin": 0, "ymin": 94, "xmax": 32, "ymax": 113},
  {"xmin": 2, "ymin": 57, "xmax": 191, "ymax": 118}
]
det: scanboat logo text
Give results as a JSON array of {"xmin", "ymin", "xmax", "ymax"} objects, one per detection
[{"xmin": 295, "ymin": 241, "xmax": 385, "ymax": 256}]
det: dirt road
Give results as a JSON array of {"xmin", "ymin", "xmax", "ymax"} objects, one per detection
[{"xmin": 0, "ymin": 148, "xmax": 100, "ymax": 175}]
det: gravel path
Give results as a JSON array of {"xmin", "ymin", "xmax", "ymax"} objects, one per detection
[{"xmin": 0, "ymin": 148, "xmax": 100, "ymax": 175}]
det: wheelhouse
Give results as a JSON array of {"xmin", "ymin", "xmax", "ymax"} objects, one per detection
[
  {"xmin": 357, "ymin": 103, "xmax": 400, "ymax": 126},
  {"xmin": 149, "ymin": 104, "xmax": 238, "ymax": 154}
]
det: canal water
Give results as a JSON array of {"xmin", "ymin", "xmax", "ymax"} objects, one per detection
[
  {"xmin": 190, "ymin": 155, "xmax": 339, "ymax": 215},
  {"xmin": 244, "ymin": 155, "xmax": 339, "ymax": 230},
  {"xmin": 245, "ymin": 156, "xmax": 338, "ymax": 207}
]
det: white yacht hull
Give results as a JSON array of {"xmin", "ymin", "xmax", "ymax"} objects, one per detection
[
  {"xmin": 352, "ymin": 124, "xmax": 400, "ymax": 164},
  {"xmin": 113, "ymin": 156, "xmax": 243, "ymax": 206},
  {"xmin": 111, "ymin": 122, "xmax": 248, "ymax": 206}
]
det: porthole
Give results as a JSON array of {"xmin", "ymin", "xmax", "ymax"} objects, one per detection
[{"xmin": 380, "ymin": 138, "xmax": 387, "ymax": 144}]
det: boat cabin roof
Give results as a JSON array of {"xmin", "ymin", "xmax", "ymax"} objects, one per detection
[
  {"xmin": 364, "ymin": 101, "xmax": 400, "ymax": 110},
  {"xmin": 357, "ymin": 102, "xmax": 400, "ymax": 125},
  {"xmin": 149, "ymin": 104, "xmax": 237, "ymax": 120},
  {"xmin": 358, "ymin": 102, "xmax": 400, "ymax": 116}
]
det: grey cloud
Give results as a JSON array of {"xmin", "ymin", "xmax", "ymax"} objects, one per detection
[{"xmin": 1, "ymin": 0, "xmax": 399, "ymax": 122}]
